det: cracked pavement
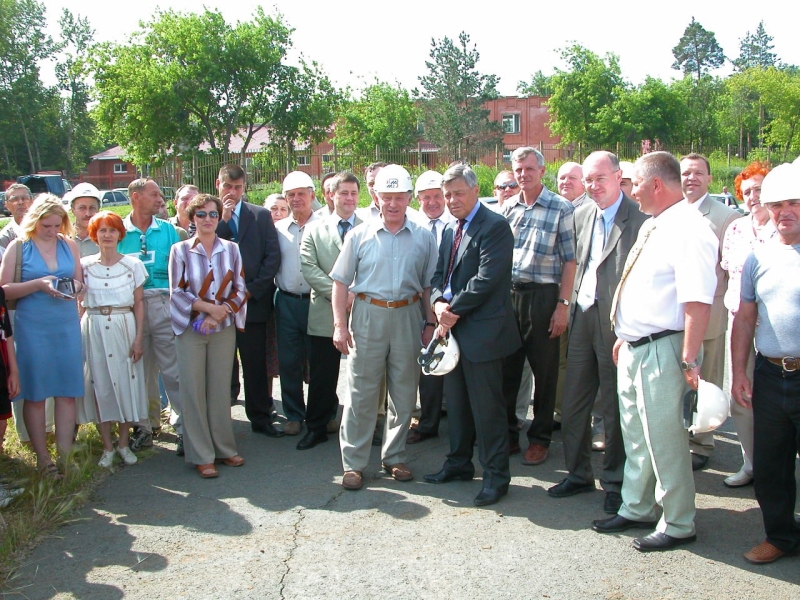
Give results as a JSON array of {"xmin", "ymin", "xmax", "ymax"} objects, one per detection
[{"xmin": 6, "ymin": 365, "xmax": 800, "ymax": 599}]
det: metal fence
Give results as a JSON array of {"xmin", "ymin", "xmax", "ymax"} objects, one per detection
[{"xmin": 143, "ymin": 142, "xmax": 798, "ymax": 193}]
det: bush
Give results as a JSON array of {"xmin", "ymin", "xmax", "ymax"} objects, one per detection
[{"xmin": 245, "ymin": 182, "xmax": 282, "ymax": 207}]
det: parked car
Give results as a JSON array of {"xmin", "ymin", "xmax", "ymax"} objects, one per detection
[
  {"xmin": 0, "ymin": 192, "xmax": 8, "ymax": 217},
  {"xmin": 16, "ymin": 174, "xmax": 69, "ymax": 198},
  {"xmin": 710, "ymin": 192, "xmax": 745, "ymax": 214},
  {"xmin": 99, "ymin": 190, "xmax": 130, "ymax": 207},
  {"xmin": 112, "ymin": 187, "xmax": 130, "ymax": 201}
]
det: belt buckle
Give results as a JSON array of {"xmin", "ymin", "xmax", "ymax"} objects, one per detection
[
  {"xmin": 99, "ymin": 306, "xmax": 112, "ymax": 316},
  {"xmin": 385, "ymin": 299, "xmax": 398, "ymax": 308},
  {"xmin": 782, "ymin": 356, "xmax": 798, "ymax": 372}
]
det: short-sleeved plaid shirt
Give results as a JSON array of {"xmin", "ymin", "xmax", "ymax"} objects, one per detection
[{"xmin": 502, "ymin": 186, "xmax": 576, "ymax": 284}]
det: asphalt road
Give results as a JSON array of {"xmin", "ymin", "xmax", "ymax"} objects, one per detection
[{"xmin": 7, "ymin": 365, "xmax": 800, "ymax": 600}]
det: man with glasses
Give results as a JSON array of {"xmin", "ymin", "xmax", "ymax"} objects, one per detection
[
  {"xmin": 0, "ymin": 184, "xmax": 33, "ymax": 249},
  {"xmin": 119, "ymin": 178, "xmax": 183, "ymax": 453},
  {"xmin": 548, "ymin": 151, "xmax": 648, "ymax": 517},
  {"xmin": 65, "ymin": 183, "xmax": 102, "ymax": 257}
]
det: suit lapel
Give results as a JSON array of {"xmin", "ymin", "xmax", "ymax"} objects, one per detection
[
  {"xmin": 599, "ymin": 197, "xmax": 629, "ymax": 264},
  {"xmin": 237, "ymin": 202, "xmax": 254, "ymax": 240},
  {"xmin": 579, "ymin": 205, "xmax": 596, "ymax": 266},
  {"xmin": 455, "ymin": 205, "xmax": 484, "ymax": 266}
]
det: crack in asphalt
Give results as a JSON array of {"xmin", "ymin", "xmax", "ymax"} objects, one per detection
[{"xmin": 277, "ymin": 489, "xmax": 346, "ymax": 599}]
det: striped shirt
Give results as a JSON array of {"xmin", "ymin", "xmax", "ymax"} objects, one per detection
[
  {"xmin": 502, "ymin": 186, "xmax": 576, "ymax": 284},
  {"xmin": 168, "ymin": 236, "xmax": 248, "ymax": 335}
]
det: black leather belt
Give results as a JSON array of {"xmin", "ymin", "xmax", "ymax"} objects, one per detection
[
  {"xmin": 511, "ymin": 281, "xmax": 555, "ymax": 291},
  {"xmin": 279, "ymin": 290, "xmax": 310, "ymax": 299},
  {"xmin": 628, "ymin": 329, "xmax": 681, "ymax": 348}
]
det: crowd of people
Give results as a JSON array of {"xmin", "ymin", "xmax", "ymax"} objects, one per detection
[{"xmin": 0, "ymin": 149, "xmax": 797, "ymax": 565}]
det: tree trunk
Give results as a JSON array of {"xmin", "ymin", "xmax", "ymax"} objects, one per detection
[{"xmin": 16, "ymin": 106, "xmax": 36, "ymax": 173}]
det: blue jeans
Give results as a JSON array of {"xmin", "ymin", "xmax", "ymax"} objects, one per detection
[{"xmin": 752, "ymin": 354, "xmax": 800, "ymax": 552}]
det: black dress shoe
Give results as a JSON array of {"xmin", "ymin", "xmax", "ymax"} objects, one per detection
[
  {"xmin": 296, "ymin": 430, "xmax": 328, "ymax": 450},
  {"xmin": 592, "ymin": 514, "xmax": 658, "ymax": 533},
  {"xmin": 423, "ymin": 468, "xmax": 475, "ymax": 484},
  {"xmin": 508, "ymin": 440, "xmax": 521, "ymax": 455},
  {"xmin": 547, "ymin": 478, "xmax": 595, "ymax": 498},
  {"xmin": 175, "ymin": 435, "xmax": 184, "ymax": 457},
  {"xmin": 406, "ymin": 428, "xmax": 437, "ymax": 444},
  {"xmin": 633, "ymin": 531, "xmax": 697, "ymax": 552},
  {"xmin": 252, "ymin": 422, "xmax": 285, "ymax": 438},
  {"xmin": 474, "ymin": 486, "xmax": 508, "ymax": 507},
  {"xmin": 604, "ymin": 491, "xmax": 623, "ymax": 515},
  {"xmin": 691, "ymin": 453, "xmax": 709, "ymax": 471}
]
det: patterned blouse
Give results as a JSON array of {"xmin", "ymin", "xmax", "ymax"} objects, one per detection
[
  {"xmin": 720, "ymin": 215, "xmax": 777, "ymax": 313},
  {"xmin": 168, "ymin": 236, "xmax": 248, "ymax": 335}
]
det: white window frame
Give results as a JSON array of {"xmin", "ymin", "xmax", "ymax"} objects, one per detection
[
  {"xmin": 113, "ymin": 163, "xmax": 128, "ymax": 174},
  {"xmin": 502, "ymin": 114, "xmax": 521, "ymax": 134}
]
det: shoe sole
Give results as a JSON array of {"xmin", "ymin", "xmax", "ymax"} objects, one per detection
[
  {"xmin": 744, "ymin": 551, "xmax": 785, "ymax": 564},
  {"xmin": 521, "ymin": 456, "xmax": 548, "ymax": 466},
  {"xmin": 723, "ymin": 478, "xmax": 754, "ymax": 488},
  {"xmin": 593, "ymin": 520, "xmax": 658, "ymax": 533}
]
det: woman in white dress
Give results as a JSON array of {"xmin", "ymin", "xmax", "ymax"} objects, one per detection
[{"xmin": 78, "ymin": 211, "xmax": 148, "ymax": 468}]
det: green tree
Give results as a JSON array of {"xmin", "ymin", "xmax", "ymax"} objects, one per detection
[
  {"xmin": 92, "ymin": 7, "xmax": 318, "ymax": 166},
  {"xmin": 517, "ymin": 70, "xmax": 554, "ymax": 96},
  {"xmin": 738, "ymin": 68, "xmax": 800, "ymax": 160},
  {"xmin": 733, "ymin": 21, "xmax": 778, "ymax": 71},
  {"xmin": 546, "ymin": 44, "xmax": 626, "ymax": 146},
  {"xmin": 415, "ymin": 31, "xmax": 503, "ymax": 160},
  {"xmin": 56, "ymin": 8, "xmax": 97, "ymax": 175},
  {"xmin": 333, "ymin": 80, "xmax": 419, "ymax": 165},
  {"xmin": 671, "ymin": 75, "xmax": 725, "ymax": 150},
  {"xmin": 672, "ymin": 17, "xmax": 725, "ymax": 82},
  {"xmin": 0, "ymin": 0, "xmax": 57, "ymax": 174}
]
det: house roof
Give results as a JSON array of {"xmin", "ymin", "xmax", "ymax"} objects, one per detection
[{"xmin": 91, "ymin": 146, "xmax": 126, "ymax": 161}]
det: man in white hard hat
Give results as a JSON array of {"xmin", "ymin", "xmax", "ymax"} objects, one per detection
[
  {"xmin": 408, "ymin": 170, "xmax": 454, "ymax": 444},
  {"xmin": 356, "ymin": 161, "xmax": 425, "ymax": 225},
  {"xmin": 273, "ymin": 170, "xmax": 321, "ymax": 436},
  {"xmin": 619, "ymin": 161, "xmax": 635, "ymax": 197},
  {"xmin": 680, "ymin": 153, "xmax": 741, "ymax": 471},
  {"xmin": 731, "ymin": 162, "xmax": 800, "ymax": 565},
  {"xmin": 216, "ymin": 164, "xmax": 282, "ymax": 438},
  {"xmin": 331, "ymin": 164, "xmax": 437, "ymax": 491},
  {"xmin": 65, "ymin": 183, "xmax": 102, "ymax": 256}
]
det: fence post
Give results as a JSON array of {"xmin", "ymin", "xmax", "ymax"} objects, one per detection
[{"xmin": 727, "ymin": 144, "xmax": 731, "ymax": 168}]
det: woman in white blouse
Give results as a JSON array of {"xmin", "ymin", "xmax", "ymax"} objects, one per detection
[
  {"xmin": 79, "ymin": 211, "xmax": 147, "ymax": 468},
  {"xmin": 168, "ymin": 194, "xmax": 248, "ymax": 478}
]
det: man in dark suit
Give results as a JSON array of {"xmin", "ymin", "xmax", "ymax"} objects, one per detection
[
  {"xmin": 547, "ymin": 151, "xmax": 649, "ymax": 515},
  {"xmin": 423, "ymin": 163, "xmax": 522, "ymax": 507},
  {"xmin": 216, "ymin": 164, "xmax": 283, "ymax": 437}
]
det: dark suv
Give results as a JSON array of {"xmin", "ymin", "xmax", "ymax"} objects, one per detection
[{"xmin": 16, "ymin": 174, "xmax": 69, "ymax": 198}]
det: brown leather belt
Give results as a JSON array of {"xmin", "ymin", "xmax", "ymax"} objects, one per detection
[
  {"xmin": 766, "ymin": 356, "xmax": 799, "ymax": 372},
  {"xmin": 356, "ymin": 293, "xmax": 419, "ymax": 309}
]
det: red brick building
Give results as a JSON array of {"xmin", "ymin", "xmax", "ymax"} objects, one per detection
[{"xmin": 83, "ymin": 147, "xmax": 138, "ymax": 189}]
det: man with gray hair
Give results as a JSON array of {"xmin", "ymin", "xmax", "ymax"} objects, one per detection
[
  {"xmin": 502, "ymin": 147, "xmax": 577, "ymax": 467},
  {"xmin": 593, "ymin": 151, "xmax": 717, "ymax": 551},
  {"xmin": 0, "ymin": 183, "xmax": 33, "ymax": 249},
  {"xmin": 423, "ymin": 163, "xmax": 521, "ymax": 506}
]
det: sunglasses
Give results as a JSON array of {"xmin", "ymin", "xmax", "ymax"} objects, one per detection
[
  {"xmin": 139, "ymin": 234, "xmax": 147, "ymax": 255},
  {"xmin": 495, "ymin": 183, "xmax": 519, "ymax": 191},
  {"xmin": 195, "ymin": 211, "xmax": 219, "ymax": 219}
]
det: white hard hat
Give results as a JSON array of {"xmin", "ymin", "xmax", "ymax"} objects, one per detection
[
  {"xmin": 683, "ymin": 379, "xmax": 728, "ymax": 435},
  {"xmin": 282, "ymin": 171, "xmax": 315, "ymax": 194},
  {"xmin": 619, "ymin": 161, "xmax": 636, "ymax": 180},
  {"xmin": 417, "ymin": 332, "xmax": 460, "ymax": 376},
  {"xmin": 760, "ymin": 163, "xmax": 800, "ymax": 204},
  {"xmin": 415, "ymin": 170, "xmax": 443, "ymax": 197},
  {"xmin": 374, "ymin": 164, "xmax": 413, "ymax": 193},
  {"xmin": 64, "ymin": 182, "xmax": 101, "ymax": 204}
]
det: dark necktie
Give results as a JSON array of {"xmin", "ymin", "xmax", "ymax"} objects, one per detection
[
  {"xmin": 445, "ymin": 219, "xmax": 467, "ymax": 287},
  {"xmin": 339, "ymin": 219, "xmax": 351, "ymax": 241},
  {"xmin": 229, "ymin": 213, "xmax": 239, "ymax": 242}
]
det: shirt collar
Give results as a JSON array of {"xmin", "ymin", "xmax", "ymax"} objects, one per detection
[
  {"xmin": 598, "ymin": 192, "xmax": 624, "ymax": 221},
  {"xmin": 123, "ymin": 214, "xmax": 159, "ymax": 234}
]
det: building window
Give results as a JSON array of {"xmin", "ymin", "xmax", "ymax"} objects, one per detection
[
  {"xmin": 296, "ymin": 155, "xmax": 310, "ymax": 166},
  {"xmin": 113, "ymin": 163, "xmax": 128, "ymax": 174},
  {"xmin": 322, "ymin": 154, "xmax": 332, "ymax": 163},
  {"xmin": 502, "ymin": 114, "xmax": 521, "ymax": 134},
  {"xmin": 502, "ymin": 150, "xmax": 512, "ymax": 163}
]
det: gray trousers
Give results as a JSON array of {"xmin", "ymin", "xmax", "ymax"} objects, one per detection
[
  {"xmin": 176, "ymin": 326, "xmax": 238, "ymax": 466},
  {"xmin": 340, "ymin": 299, "xmax": 420, "ymax": 473},
  {"xmin": 140, "ymin": 292, "xmax": 181, "ymax": 434},
  {"xmin": 617, "ymin": 333, "xmax": 696, "ymax": 538}
]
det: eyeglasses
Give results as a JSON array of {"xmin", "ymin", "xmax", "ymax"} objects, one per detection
[
  {"xmin": 7, "ymin": 195, "xmax": 32, "ymax": 204},
  {"xmin": 195, "ymin": 211, "xmax": 219, "ymax": 219},
  {"xmin": 139, "ymin": 234, "xmax": 147, "ymax": 255},
  {"xmin": 582, "ymin": 170, "xmax": 619, "ymax": 187},
  {"xmin": 495, "ymin": 183, "xmax": 519, "ymax": 191}
]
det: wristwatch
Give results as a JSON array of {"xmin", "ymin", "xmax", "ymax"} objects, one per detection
[
  {"xmin": 681, "ymin": 359, "xmax": 700, "ymax": 371},
  {"xmin": 557, "ymin": 298, "xmax": 570, "ymax": 307}
]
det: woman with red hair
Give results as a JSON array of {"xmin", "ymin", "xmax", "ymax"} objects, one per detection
[
  {"xmin": 720, "ymin": 161, "xmax": 777, "ymax": 488},
  {"xmin": 78, "ymin": 211, "xmax": 148, "ymax": 468}
]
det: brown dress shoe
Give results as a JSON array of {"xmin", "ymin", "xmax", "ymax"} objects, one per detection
[
  {"xmin": 407, "ymin": 428, "xmax": 437, "ymax": 444},
  {"xmin": 342, "ymin": 471, "xmax": 363, "ymax": 490},
  {"xmin": 382, "ymin": 463, "xmax": 413, "ymax": 481},
  {"xmin": 744, "ymin": 541, "xmax": 785, "ymax": 564},
  {"xmin": 522, "ymin": 443, "xmax": 548, "ymax": 465}
]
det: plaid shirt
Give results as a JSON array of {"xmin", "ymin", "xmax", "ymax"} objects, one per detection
[{"xmin": 502, "ymin": 186, "xmax": 576, "ymax": 284}]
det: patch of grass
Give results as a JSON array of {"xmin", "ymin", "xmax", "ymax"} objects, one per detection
[{"xmin": 0, "ymin": 419, "xmax": 123, "ymax": 588}]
